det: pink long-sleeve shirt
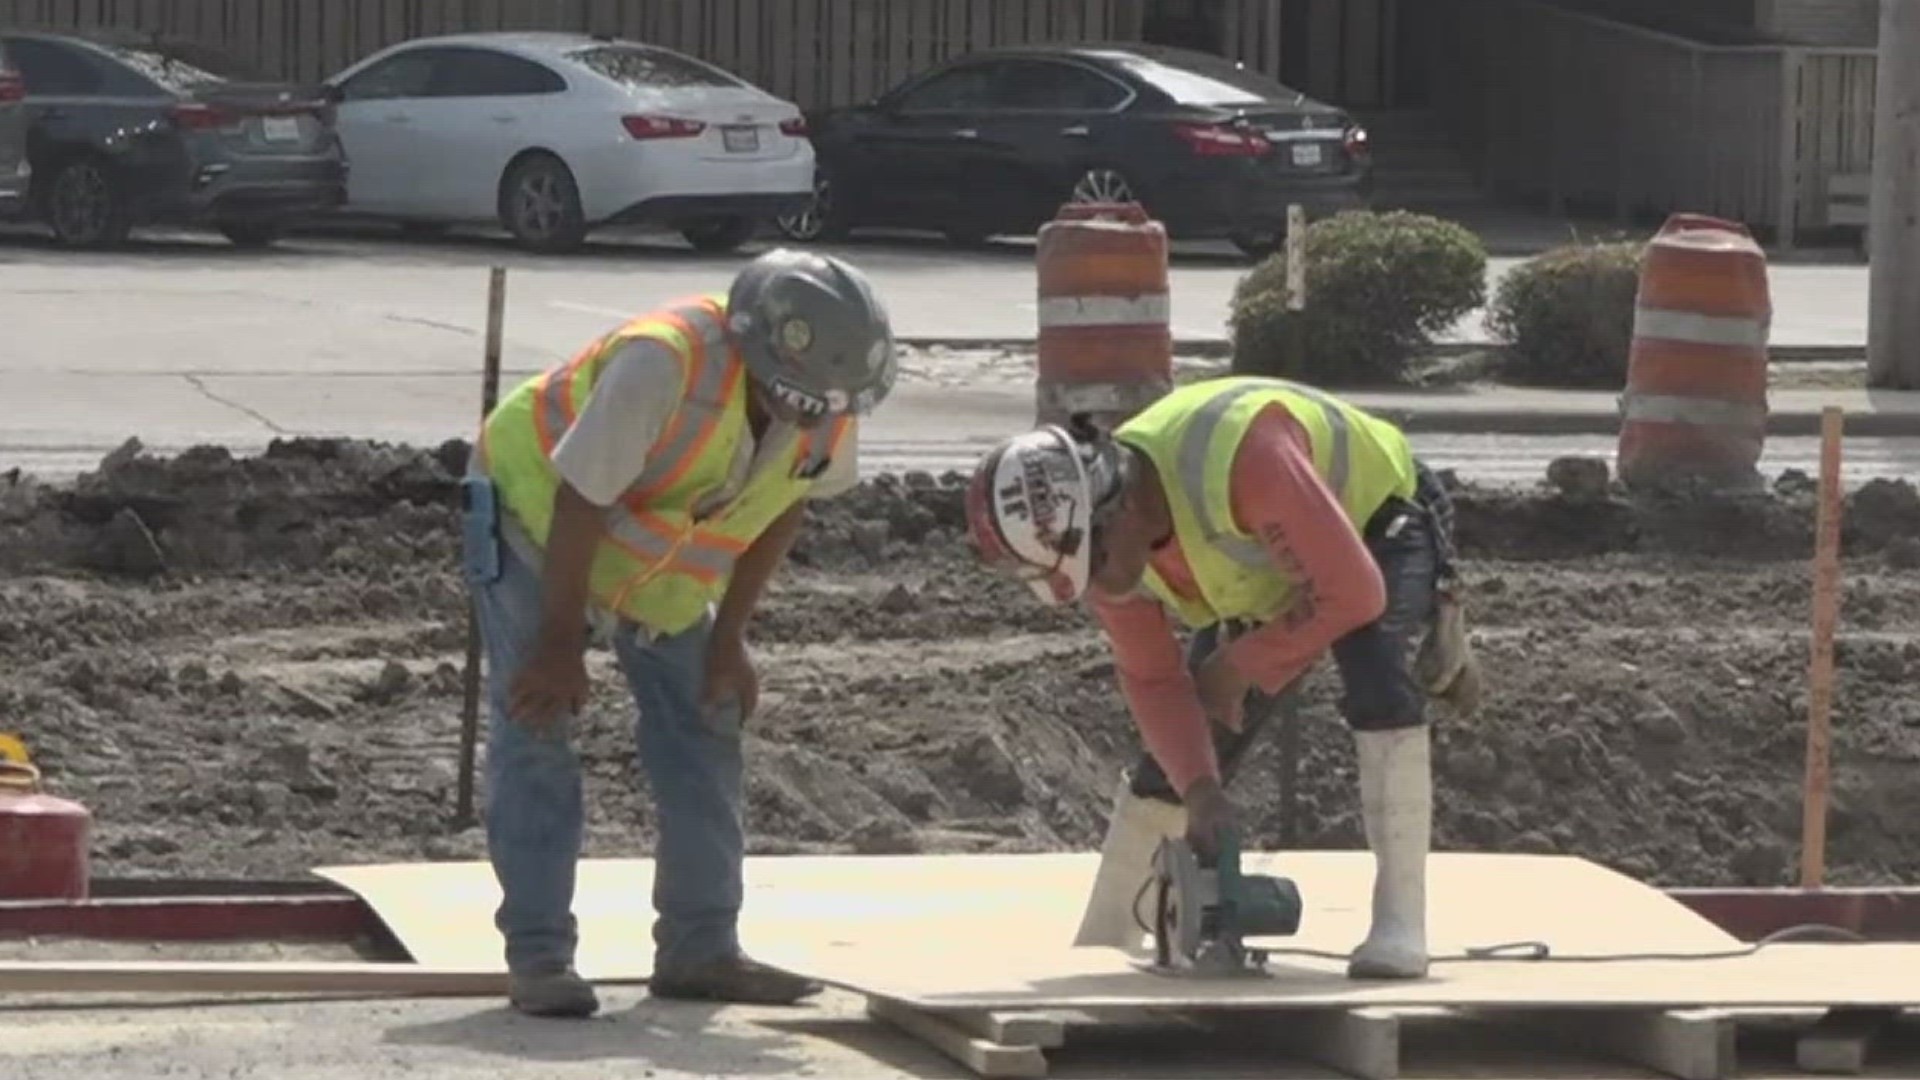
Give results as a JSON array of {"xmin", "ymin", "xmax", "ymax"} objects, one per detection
[{"xmin": 1089, "ymin": 404, "xmax": 1388, "ymax": 795}]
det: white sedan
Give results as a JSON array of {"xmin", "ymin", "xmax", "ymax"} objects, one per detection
[{"xmin": 322, "ymin": 31, "xmax": 814, "ymax": 253}]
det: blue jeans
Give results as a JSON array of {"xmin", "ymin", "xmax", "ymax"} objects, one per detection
[{"xmin": 463, "ymin": 504, "xmax": 744, "ymax": 976}]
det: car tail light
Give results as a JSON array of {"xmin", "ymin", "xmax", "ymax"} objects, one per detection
[
  {"xmin": 1344, "ymin": 125, "xmax": 1370, "ymax": 159},
  {"xmin": 779, "ymin": 116, "xmax": 808, "ymax": 137},
  {"xmin": 170, "ymin": 102, "xmax": 241, "ymax": 131},
  {"xmin": 0, "ymin": 71, "xmax": 26, "ymax": 103},
  {"xmin": 1172, "ymin": 121, "xmax": 1270, "ymax": 158},
  {"xmin": 622, "ymin": 115, "xmax": 705, "ymax": 139}
]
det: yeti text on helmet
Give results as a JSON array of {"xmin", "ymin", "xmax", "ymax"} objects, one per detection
[{"xmin": 727, "ymin": 249, "xmax": 898, "ymax": 419}]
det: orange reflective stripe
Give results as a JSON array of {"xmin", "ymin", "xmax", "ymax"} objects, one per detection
[
  {"xmin": 535, "ymin": 316, "xmax": 690, "ymax": 457},
  {"xmin": 793, "ymin": 415, "xmax": 852, "ymax": 476},
  {"xmin": 537, "ymin": 335, "xmax": 616, "ymax": 451},
  {"xmin": 624, "ymin": 305, "xmax": 731, "ymax": 503}
]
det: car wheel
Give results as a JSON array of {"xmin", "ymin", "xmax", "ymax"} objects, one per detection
[
  {"xmin": 219, "ymin": 220, "xmax": 283, "ymax": 249},
  {"xmin": 1230, "ymin": 230, "xmax": 1285, "ymax": 259},
  {"xmin": 681, "ymin": 215, "xmax": 757, "ymax": 254},
  {"xmin": 775, "ymin": 172, "xmax": 849, "ymax": 243},
  {"xmin": 1068, "ymin": 166, "xmax": 1137, "ymax": 207},
  {"xmin": 498, "ymin": 154, "xmax": 587, "ymax": 253},
  {"xmin": 44, "ymin": 156, "xmax": 132, "ymax": 249}
]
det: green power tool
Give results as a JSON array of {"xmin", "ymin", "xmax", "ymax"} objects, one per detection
[{"xmin": 1138, "ymin": 827, "xmax": 1303, "ymax": 978}]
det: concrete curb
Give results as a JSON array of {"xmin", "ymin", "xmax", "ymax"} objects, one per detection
[
  {"xmin": 897, "ymin": 337, "xmax": 1868, "ymax": 364},
  {"xmin": 1379, "ymin": 407, "xmax": 1920, "ymax": 438}
]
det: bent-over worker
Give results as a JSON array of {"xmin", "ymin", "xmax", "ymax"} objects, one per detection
[
  {"xmin": 461, "ymin": 249, "xmax": 898, "ymax": 1016},
  {"xmin": 964, "ymin": 375, "xmax": 1480, "ymax": 980}
]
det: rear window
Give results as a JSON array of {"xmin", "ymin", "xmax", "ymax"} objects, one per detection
[
  {"xmin": 1104, "ymin": 52, "xmax": 1298, "ymax": 106},
  {"xmin": 104, "ymin": 41, "xmax": 270, "ymax": 91},
  {"xmin": 564, "ymin": 44, "xmax": 743, "ymax": 90}
]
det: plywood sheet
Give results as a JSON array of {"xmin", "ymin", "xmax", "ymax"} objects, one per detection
[
  {"xmin": 749, "ymin": 939, "xmax": 1920, "ymax": 1012},
  {"xmin": 313, "ymin": 851, "xmax": 1740, "ymax": 982}
]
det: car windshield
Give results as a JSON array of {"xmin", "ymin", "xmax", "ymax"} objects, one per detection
[
  {"xmin": 1104, "ymin": 52, "xmax": 1298, "ymax": 106},
  {"xmin": 565, "ymin": 44, "xmax": 743, "ymax": 89}
]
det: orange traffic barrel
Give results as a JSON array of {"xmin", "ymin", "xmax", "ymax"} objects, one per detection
[
  {"xmin": 1034, "ymin": 202, "xmax": 1172, "ymax": 429},
  {"xmin": 1617, "ymin": 213, "xmax": 1772, "ymax": 491}
]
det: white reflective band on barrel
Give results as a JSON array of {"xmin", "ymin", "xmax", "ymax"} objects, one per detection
[
  {"xmin": 1619, "ymin": 391, "xmax": 1767, "ymax": 430},
  {"xmin": 1037, "ymin": 294, "xmax": 1171, "ymax": 329},
  {"xmin": 1633, "ymin": 306, "xmax": 1769, "ymax": 350},
  {"xmin": 1036, "ymin": 379, "xmax": 1172, "ymax": 417},
  {"xmin": 1174, "ymin": 381, "xmax": 1353, "ymax": 569}
]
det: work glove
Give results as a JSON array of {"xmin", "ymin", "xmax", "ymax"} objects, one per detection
[{"xmin": 1413, "ymin": 578, "xmax": 1483, "ymax": 718}]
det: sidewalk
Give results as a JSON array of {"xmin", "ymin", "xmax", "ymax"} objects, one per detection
[{"xmin": 1338, "ymin": 384, "xmax": 1920, "ymax": 437}]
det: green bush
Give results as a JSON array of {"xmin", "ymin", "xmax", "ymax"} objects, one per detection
[
  {"xmin": 1485, "ymin": 239, "xmax": 1645, "ymax": 387},
  {"xmin": 1228, "ymin": 210, "xmax": 1488, "ymax": 385}
]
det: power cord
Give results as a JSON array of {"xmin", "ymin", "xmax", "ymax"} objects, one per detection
[{"xmin": 1131, "ymin": 876, "xmax": 1867, "ymax": 964}]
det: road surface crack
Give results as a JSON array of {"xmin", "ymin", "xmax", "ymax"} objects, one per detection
[{"xmin": 182, "ymin": 374, "xmax": 289, "ymax": 435}]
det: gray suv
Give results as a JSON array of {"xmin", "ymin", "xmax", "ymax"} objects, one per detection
[{"xmin": 0, "ymin": 39, "xmax": 26, "ymax": 213}]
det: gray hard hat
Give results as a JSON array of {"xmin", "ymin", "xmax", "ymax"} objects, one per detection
[{"xmin": 726, "ymin": 248, "xmax": 898, "ymax": 418}]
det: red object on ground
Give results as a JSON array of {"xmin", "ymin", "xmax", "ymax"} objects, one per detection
[
  {"xmin": 0, "ymin": 894, "xmax": 375, "ymax": 941},
  {"xmin": 1668, "ymin": 887, "xmax": 1920, "ymax": 942},
  {"xmin": 0, "ymin": 761, "xmax": 93, "ymax": 901}
]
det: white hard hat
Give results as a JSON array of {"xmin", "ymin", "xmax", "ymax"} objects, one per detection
[{"xmin": 965, "ymin": 423, "xmax": 1125, "ymax": 606}]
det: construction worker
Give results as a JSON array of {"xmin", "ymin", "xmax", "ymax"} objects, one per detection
[
  {"xmin": 460, "ymin": 249, "xmax": 898, "ymax": 1017},
  {"xmin": 964, "ymin": 375, "xmax": 1480, "ymax": 980}
]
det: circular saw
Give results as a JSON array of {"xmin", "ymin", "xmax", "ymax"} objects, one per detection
[{"xmin": 1134, "ymin": 827, "xmax": 1304, "ymax": 978}]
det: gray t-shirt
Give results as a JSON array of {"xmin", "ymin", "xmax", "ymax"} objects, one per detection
[{"xmin": 550, "ymin": 336, "xmax": 859, "ymax": 508}]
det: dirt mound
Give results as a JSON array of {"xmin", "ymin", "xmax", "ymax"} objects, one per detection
[{"xmin": 2, "ymin": 439, "xmax": 1917, "ymax": 888}]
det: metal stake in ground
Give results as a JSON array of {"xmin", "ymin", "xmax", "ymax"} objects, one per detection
[
  {"xmin": 1800, "ymin": 406, "xmax": 1844, "ymax": 888},
  {"xmin": 456, "ymin": 267, "xmax": 507, "ymax": 828}
]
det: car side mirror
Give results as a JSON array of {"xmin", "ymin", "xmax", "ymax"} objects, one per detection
[{"xmin": 320, "ymin": 83, "xmax": 345, "ymax": 104}]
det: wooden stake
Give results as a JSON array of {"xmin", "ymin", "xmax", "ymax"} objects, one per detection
[
  {"xmin": 455, "ymin": 267, "xmax": 508, "ymax": 828},
  {"xmin": 1800, "ymin": 406, "xmax": 1844, "ymax": 889}
]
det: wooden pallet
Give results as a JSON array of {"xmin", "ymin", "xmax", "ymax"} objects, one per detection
[{"xmin": 860, "ymin": 999, "xmax": 1915, "ymax": 1079}]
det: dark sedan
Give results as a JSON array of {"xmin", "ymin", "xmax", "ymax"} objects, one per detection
[
  {"xmin": 775, "ymin": 43, "xmax": 1372, "ymax": 257},
  {"xmin": 0, "ymin": 39, "xmax": 27, "ymax": 214},
  {"xmin": 0, "ymin": 29, "xmax": 346, "ymax": 248}
]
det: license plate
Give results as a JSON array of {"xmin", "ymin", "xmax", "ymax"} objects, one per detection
[
  {"xmin": 722, "ymin": 125, "xmax": 760, "ymax": 153},
  {"xmin": 1290, "ymin": 142, "xmax": 1324, "ymax": 167},
  {"xmin": 261, "ymin": 116, "xmax": 301, "ymax": 142}
]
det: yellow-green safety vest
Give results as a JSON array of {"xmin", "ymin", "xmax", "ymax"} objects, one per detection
[
  {"xmin": 477, "ymin": 293, "xmax": 851, "ymax": 637},
  {"xmin": 1113, "ymin": 375, "xmax": 1417, "ymax": 628}
]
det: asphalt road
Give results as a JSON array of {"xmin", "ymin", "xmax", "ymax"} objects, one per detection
[{"xmin": 1, "ymin": 224, "xmax": 1902, "ymax": 486}]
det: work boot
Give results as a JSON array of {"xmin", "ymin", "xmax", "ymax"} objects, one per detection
[
  {"xmin": 1347, "ymin": 726, "xmax": 1432, "ymax": 980},
  {"xmin": 1072, "ymin": 774, "xmax": 1187, "ymax": 951},
  {"xmin": 649, "ymin": 953, "xmax": 822, "ymax": 1006},
  {"xmin": 508, "ymin": 964, "xmax": 600, "ymax": 1018}
]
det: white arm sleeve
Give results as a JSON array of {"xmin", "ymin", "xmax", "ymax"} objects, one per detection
[
  {"xmin": 549, "ymin": 338, "xmax": 683, "ymax": 507},
  {"xmin": 805, "ymin": 419, "xmax": 861, "ymax": 500}
]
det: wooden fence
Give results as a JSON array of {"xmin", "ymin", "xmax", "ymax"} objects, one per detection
[
  {"xmin": 1426, "ymin": 0, "xmax": 1877, "ymax": 246},
  {"xmin": 0, "ymin": 0, "xmax": 1152, "ymax": 109}
]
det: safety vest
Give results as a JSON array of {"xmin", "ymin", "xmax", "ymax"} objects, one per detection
[
  {"xmin": 1113, "ymin": 376, "xmax": 1418, "ymax": 629},
  {"xmin": 478, "ymin": 293, "xmax": 851, "ymax": 637}
]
